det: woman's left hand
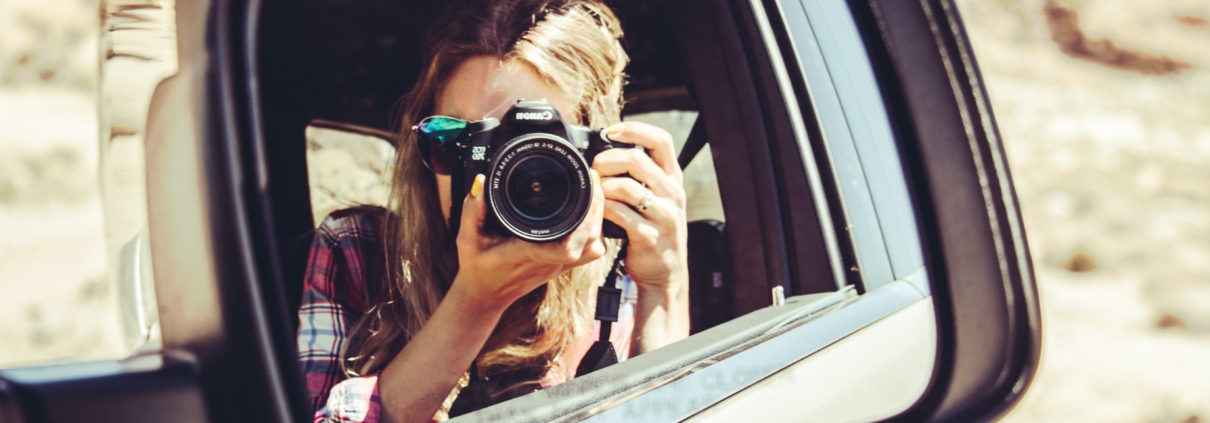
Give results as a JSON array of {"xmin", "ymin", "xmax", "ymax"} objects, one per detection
[{"xmin": 592, "ymin": 121, "xmax": 689, "ymax": 299}]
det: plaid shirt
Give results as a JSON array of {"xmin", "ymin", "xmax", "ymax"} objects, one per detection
[{"xmin": 298, "ymin": 208, "xmax": 636, "ymax": 423}]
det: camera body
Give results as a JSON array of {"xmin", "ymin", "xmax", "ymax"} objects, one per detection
[{"xmin": 450, "ymin": 99, "xmax": 634, "ymax": 242}]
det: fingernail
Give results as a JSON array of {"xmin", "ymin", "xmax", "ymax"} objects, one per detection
[
  {"xmin": 590, "ymin": 169, "xmax": 601, "ymax": 187},
  {"xmin": 606, "ymin": 124, "xmax": 623, "ymax": 138},
  {"xmin": 470, "ymin": 174, "xmax": 485, "ymax": 198}
]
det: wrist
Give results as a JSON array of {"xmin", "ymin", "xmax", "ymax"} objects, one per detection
[
  {"xmin": 635, "ymin": 271, "xmax": 689, "ymax": 305},
  {"xmin": 447, "ymin": 274, "xmax": 513, "ymax": 316}
]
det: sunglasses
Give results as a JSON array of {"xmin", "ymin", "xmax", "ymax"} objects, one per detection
[{"xmin": 412, "ymin": 115, "xmax": 471, "ymax": 175}]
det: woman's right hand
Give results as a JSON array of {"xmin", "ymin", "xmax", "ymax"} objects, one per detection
[{"xmin": 448, "ymin": 171, "xmax": 607, "ymax": 312}]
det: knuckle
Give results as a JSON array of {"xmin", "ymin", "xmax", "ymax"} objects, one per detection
[
  {"xmin": 628, "ymin": 148, "xmax": 646, "ymax": 162},
  {"xmin": 639, "ymin": 225, "xmax": 661, "ymax": 242},
  {"xmin": 628, "ymin": 181, "xmax": 646, "ymax": 198},
  {"xmin": 562, "ymin": 244, "xmax": 582, "ymax": 263},
  {"xmin": 587, "ymin": 242, "xmax": 606, "ymax": 261},
  {"xmin": 673, "ymin": 191, "xmax": 687, "ymax": 208},
  {"xmin": 658, "ymin": 131, "xmax": 674, "ymax": 148}
]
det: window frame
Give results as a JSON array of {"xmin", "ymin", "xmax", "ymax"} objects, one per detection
[{"xmin": 769, "ymin": 0, "xmax": 926, "ymax": 293}]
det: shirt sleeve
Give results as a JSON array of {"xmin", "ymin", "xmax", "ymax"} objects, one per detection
[
  {"xmin": 314, "ymin": 375, "xmax": 383, "ymax": 423},
  {"xmin": 298, "ymin": 211, "xmax": 379, "ymax": 415},
  {"xmin": 610, "ymin": 274, "xmax": 639, "ymax": 360}
]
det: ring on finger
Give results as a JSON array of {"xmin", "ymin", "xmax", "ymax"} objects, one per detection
[{"xmin": 637, "ymin": 189, "xmax": 654, "ymax": 213}]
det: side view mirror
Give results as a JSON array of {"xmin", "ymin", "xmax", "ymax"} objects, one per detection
[{"xmin": 0, "ymin": 0, "xmax": 1039, "ymax": 422}]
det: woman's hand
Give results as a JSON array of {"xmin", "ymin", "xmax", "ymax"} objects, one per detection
[
  {"xmin": 448, "ymin": 172, "xmax": 608, "ymax": 312},
  {"xmin": 380, "ymin": 176, "xmax": 605, "ymax": 423},
  {"xmin": 593, "ymin": 121, "xmax": 691, "ymax": 353}
]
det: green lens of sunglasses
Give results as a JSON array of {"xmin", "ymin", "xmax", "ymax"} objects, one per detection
[{"xmin": 418, "ymin": 116, "xmax": 468, "ymax": 142}]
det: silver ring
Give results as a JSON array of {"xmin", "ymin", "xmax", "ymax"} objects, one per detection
[{"xmin": 637, "ymin": 189, "xmax": 654, "ymax": 213}]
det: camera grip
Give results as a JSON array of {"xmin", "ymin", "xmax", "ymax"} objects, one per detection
[
  {"xmin": 603, "ymin": 220, "xmax": 628, "ymax": 240},
  {"xmin": 587, "ymin": 128, "xmax": 643, "ymax": 241}
]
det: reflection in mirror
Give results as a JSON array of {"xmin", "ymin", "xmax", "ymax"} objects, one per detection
[
  {"xmin": 623, "ymin": 110, "xmax": 725, "ymax": 224},
  {"xmin": 304, "ymin": 111, "xmax": 723, "ymax": 227},
  {"xmin": 687, "ymin": 295, "xmax": 936, "ymax": 422}
]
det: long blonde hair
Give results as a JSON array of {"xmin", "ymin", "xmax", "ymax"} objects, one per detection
[{"xmin": 342, "ymin": 0, "xmax": 629, "ymax": 392}]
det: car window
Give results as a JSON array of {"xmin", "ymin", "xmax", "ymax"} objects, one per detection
[
  {"xmin": 780, "ymin": 0, "xmax": 924, "ymax": 291},
  {"xmin": 305, "ymin": 122, "xmax": 394, "ymax": 226}
]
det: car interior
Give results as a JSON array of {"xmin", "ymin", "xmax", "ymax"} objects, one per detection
[{"xmin": 254, "ymin": 0, "xmax": 847, "ymax": 339}]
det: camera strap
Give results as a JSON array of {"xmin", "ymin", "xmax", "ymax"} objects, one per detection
[{"xmin": 575, "ymin": 241, "xmax": 627, "ymax": 377}]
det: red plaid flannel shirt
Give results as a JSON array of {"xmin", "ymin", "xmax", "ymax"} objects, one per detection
[{"xmin": 298, "ymin": 208, "xmax": 635, "ymax": 423}]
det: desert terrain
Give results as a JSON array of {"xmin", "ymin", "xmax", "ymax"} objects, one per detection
[{"xmin": 0, "ymin": 0, "xmax": 1207, "ymax": 421}]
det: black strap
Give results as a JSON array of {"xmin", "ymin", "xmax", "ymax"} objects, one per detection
[
  {"xmin": 677, "ymin": 117, "xmax": 707, "ymax": 170},
  {"xmin": 576, "ymin": 242, "xmax": 628, "ymax": 377},
  {"xmin": 452, "ymin": 242, "xmax": 628, "ymax": 416}
]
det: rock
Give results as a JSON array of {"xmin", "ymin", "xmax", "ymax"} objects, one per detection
[
  {"xmin": 1043, "ymin": 0, "xmax": 1193, "ymax": 76},
  {"xmin": 1156, "ymin": 313, "xmax": 1188, "ymax": 329},
  {"xmin": 1059, "ymin": 251, "xmax": 1098, "ymax": 273}
]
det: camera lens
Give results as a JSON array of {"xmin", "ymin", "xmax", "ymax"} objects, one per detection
[
  {"xmin": 505, "ymin": 154, "xmax": 572, "ymax": 221},
  {"xmin": 487, "ymin": 134, "xmax": 591, "ymax": 242}
]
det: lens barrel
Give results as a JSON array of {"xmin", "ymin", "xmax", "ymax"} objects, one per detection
[{"xmin": 486, "ymin": 133, "xmax": 592, "ymax": 242}]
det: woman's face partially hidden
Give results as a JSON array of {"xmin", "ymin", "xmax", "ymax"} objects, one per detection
[{"xmin": 433, "ymin": 56, "xmax": 577, "ymax": 224}]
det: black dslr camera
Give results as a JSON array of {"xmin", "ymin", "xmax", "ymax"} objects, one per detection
[{"xmin": 449, "ymin": 99, "xmax": 635, "ymax": 242}]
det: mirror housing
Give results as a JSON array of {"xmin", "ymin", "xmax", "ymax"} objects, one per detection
[{"xmin": 851, "ymin": 0, "xmax": 1043, "ymax": 420}]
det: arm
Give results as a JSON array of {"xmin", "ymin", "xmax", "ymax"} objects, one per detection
[
  {"xmin": 594, "ymin": 122, "xmax": 692, "ymax": 356},
  {"xmin": 299, "ymin": 216, "xmax": 372, "ymax": 414},
  {"xmin": 376, "ymin": 283, "xmax": 506, "ymax": 423},
  {"xmin": 631, "ymin": 274, "xmax": 690, "ymax": 355},
  {"xmin": 378, "ymin": 174, "xmax": 608, "ymax": 423}
]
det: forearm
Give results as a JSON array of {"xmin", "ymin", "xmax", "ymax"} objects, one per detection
[
  {"xmin": 630, "ymin": 273, "xmax": 690, "ymax": 357},
  {"xmin": 378, "ymin": 283, "xmax": 506, "ymax": 423}
]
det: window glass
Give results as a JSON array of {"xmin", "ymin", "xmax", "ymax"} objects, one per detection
[
  {"xmin": 305, "ymin": 124, "xmax": 394, "ymax": 226},
  {"xmin": 781, "ymin": 0, "xmax": 924, "ymax": 290}
]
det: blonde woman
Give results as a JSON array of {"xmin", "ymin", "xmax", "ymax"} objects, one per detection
[{"xmin": 297, "ymin": 1, "xmax": 690, "ymax": 422}]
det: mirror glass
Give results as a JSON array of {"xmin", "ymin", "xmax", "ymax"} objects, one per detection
[{"xmin": 291, "ymin": 0, "xmax": 940, "ymax": 421}]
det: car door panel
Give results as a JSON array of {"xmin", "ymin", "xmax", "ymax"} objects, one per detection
[{"xmin": 687, "ymin": 295, "xmax": 935, "ymax": 423}]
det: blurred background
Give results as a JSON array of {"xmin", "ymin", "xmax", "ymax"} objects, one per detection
[{"xmin": 0, "ymin": 0, "xmax": 1206, "ymax": 421}]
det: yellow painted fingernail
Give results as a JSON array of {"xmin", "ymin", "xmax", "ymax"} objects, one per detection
[
  {"xmin": 470, "ymin": 174, "xmax": 485, "ymax": 198},
  {"xmin": 590, "ymin": 169, "xmax": 601, "ymax": 187},
  {"xmin": 606, "ymin": 124, "xmax": 623, "ymax": 138}
]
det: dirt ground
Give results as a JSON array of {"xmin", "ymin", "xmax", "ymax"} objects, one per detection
[
  {"xmin": 0, "ymin": 0, "xmax": 1207, "ymax": 421},
  {"xmin": 958, "ymin": 0, "xmax": 1210, "ymax": 421}
]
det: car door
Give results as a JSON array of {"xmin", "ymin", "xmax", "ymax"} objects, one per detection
[{"xmin": 0, "ymin": 0, "xmax": 1038, "ymax": 422}]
